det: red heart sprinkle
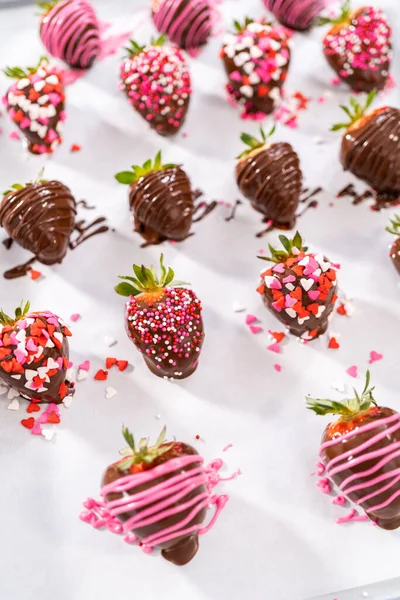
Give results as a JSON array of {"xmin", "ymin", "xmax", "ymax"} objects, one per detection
[
  {"xmin": 21, "ymin": 417, "xmax": 35, "ymax": 429},
  {"xmin": 29, "ymin": 269, "xmax": 42, "ymax": 280},
  {"xmin": 328, "ymin": 337, "xmax": 340, "ymax": 349},
  {"xmin": 47, "ymin": 412, "xmax": 60, "ymax": 424},
  {"xmin": 27, "ymin": 402, "xmax": 41, "ymax": 413},
  {"xmin": 105, "ymin": 357, "xmax": 117, "ymax": 369},
  {"xmin": 271, "ymin": 331, "xmax": 285, "ymax": 343},
  {"xmin": 94, "ymin": 369, "xmax": 108, "ymax": 381},
  {"xmin": 70, "ymin": 144, "xmax": 81, "ymax": 152},
  {"xmin": 117, "ymin": 360, "xmax": 129, "ymax": 372},
  {"xmin": 337, "ymin": 304, "xmax": 347, "ymax": 316}
]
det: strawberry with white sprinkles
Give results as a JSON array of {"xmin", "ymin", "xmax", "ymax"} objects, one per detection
[
  {"xmin": 221, "ymin": 18, "xmax": 290, "ymax": 119},
  {"xmin": 115, "ymin": 255, "xmax": 204, "ymax": 379},
  {"xmin": 120, "ymin": 36, "xmax": 191, "ymax": 136},
  {"xmin": 2, "ymin": 57, "xmax": 66, "ymax": 154},
  {"xmin": 320, "ymin": 0, "xmax": 392, "ymax": 92},
  {"xmin": 0, "ymin": 301, "xmax": 74, "ymax": 404},
  {"xmin": 257, "ymin": 232, "xmax": 339, "ymax": 340}
]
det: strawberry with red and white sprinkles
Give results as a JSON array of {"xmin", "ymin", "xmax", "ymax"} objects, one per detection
[
  {"xmin": 321, "ymin": 2, "xmax": 392, "ymax": 92},
  {"xmin": 257, "ymin": 232, "xmax": 339, "ymax": 341},
  {"xmin": 0, "ymin": 301, "xmax": 74, "ymax": 404},
  {"xmin": 120, "ymin": 36, "xmax": 191, "ymax": 136},
  {"xmin": 221, "ymin": 18, "xmax": 290, "ymax": 119},
  {"xmin": 2, "ymin": 57, "xmax": 66, "ymax": 154},
  {"xmin": 115, "ymin": 255, "xmax": 204, "ymax": 379}
]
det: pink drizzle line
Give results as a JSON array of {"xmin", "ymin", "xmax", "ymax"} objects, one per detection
[
  {"xmin": 320, "ymin": 412, "xmax": 400, "ymax": 514},
  {"xmin": 153, "ymin": 0, "xmax": 213, "ymax": 49},
  {"xmin": 264, "ymin": 0, "xmax": 328, "ymax": 29},
  {"xmin": 80, "ymin": 456, "xmax": 237, "ymax": 554}
]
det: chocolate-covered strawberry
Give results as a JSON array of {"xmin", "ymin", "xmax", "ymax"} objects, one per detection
[
  {"xmin": 115, "ymin": 255, "xmax": 204, "ymax": 379},
  {"xmin": 321, "ymin": 1, "xmax": 392, "ymax": 92},
  {"xmin": 333, "ymin": 92, "xmax": 400, "ymax": 206},
  {"xmin": 307, "ymin": 371, "xmax": 400, "ymax": 530},
  {"xmin": 38, "ymin": 0, "xmax": 100, "ymax": 70},
  {"xmin": 221, "ymin": 18, "xmax": 290, "ymax": 118},
  {"xmin": 386, "ymin": 215, "xmax": 400, "ymax": 275},
  {"xmin": 152, "ymin": 0, "xmax": 213, "ymax": 50},
  {"xmin": 3, "ymin": 57, "xmax": 66, "ymax": 155},
  {"xmin": 115, "ymin": 152, "xmax": 194, "ymax": 244},
  {"xmin": 264, "ymin": 0, "xmax": 327, "ymax": 31},
  {"xmin": 236, "ymin": 125, "xmax": 302, "ymax": 229},
  {"xmin": 120, "ymin": 36, "xmax": 191, "ymax": 136},
  {"xmin": 81, "ymin": 426, "xmax": 228, "ymax": 565},
  {"xmin": 0, "ymin": 175, "xmax": 76, "ymax": 278},
  {"xmin": 257, "ymin": 232, "xmax": 339, "ymax": 340},
  {"xmin": 0, "ymin": 301, "xmax": 74, "ymax": 404}
]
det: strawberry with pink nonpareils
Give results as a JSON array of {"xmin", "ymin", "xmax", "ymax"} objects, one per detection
[
  {"xmin": 3, "ymin": 57, "xmax": 66, "ymax": 155},
  {"xmin": 80, "ymin": 426, "xmax": 231, "ymax": 565}
]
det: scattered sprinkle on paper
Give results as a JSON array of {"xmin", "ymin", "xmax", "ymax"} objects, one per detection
[
  {"xmin": 29, "ymin": 269, "xmax": 42, "ymax": 280},
  {"xmin": 42, "ymin": 429, "xmax": 56, "ymax": 441},
  {"xmin": 245, "ymin": 314, "xmax": 258, "ymax": 325},
  {"xmin": 337, "ymin": 303, "xmax": 347, "ymax": 316},
  {"xmin": 79, "ymin": 360, "xmax": 90, "ymax": 371},
  {"xmin": 7, "ymin": 398, "xmax": 19, "ymax": 411},
  {"xmin": 21, "ymin": 417, "xmax": 35, "ymax": 430},
  {"xmin": 77, "ymin": 369, "xmax": 88, "ymax": 382},
  {"xmin": 346, "ymin": 365, "xmax": 358, "ymax": 378},
  {"xmin": 328, "ymin": 337, "xmax": 340, "ymax": 349},
  {"xmin": 369, "ymin": 351, "xmax": 383, "ymax": 364},
  {"xmin": 70, "ymin": 313, "xmax": 81, "ymax": 322},
  {"xmin": 9, "ymin": 131, "xmax": 20, "ymax": 140},
  {"xmin": 222, "ymin": 443, "xmax": 233, "ymax": 452},
  {"xmin": 94, "ymin": 369, "xmax": 108, "ymax": 381},
  {"xmin": 269, "ymin": 331, "xmax": 285, "ymax": 343},
  {"xmin": 267, "ymin": 342, "xmax": 281, "ymax": 354},
  {"xmin": 63, "ymin": 396, "xmax": 73, "ymax": 408},
  {"xmin": 104, "ymin": 336, "xmax": 117, "ymax": 347},
  {"xmin": 105, "ymin": 386, "xmax": 118, "ymax": 399},
  {"xmin": 70, "ymin": 144, "xmax": 81, "ymax": 152},
  {"xmin": 274, "ymin": 363, "xmax": 282, "ymax": 372},
  {"xmin": 232, "ymin": 302, "xmax": 245, "ymax": 313},
  {"xmin": 250, "ymin": 325, "xmax": 263, "ymax": 334}
]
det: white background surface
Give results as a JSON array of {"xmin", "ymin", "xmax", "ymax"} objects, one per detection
[{"xmin": 0, "ymin": 0, "xmax": 400, "ymax": 599}]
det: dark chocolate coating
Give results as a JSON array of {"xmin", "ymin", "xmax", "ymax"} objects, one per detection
[
  {"xmin": 0, "ymin": 314, "xmax": 73, "ymax": 404},
  {"xmin": 325, "ymin": 52, "xmax": 389, "ymax": 93},
  {"xmin": 264, "ymin": 0, "xmax": 324, "ymax": 31},
  {"xmin": 340, "ymin": 107, "xmax": 400, "ymax": 200},
  {"xmin": 322, "ymin": 407, "xmax": 400, "ymax": 530},
  {"xmin": 0, "ymin": 181, "xmax": 77, "ymax": 266},
  {"xmin": 236, "ymin": 143, "xmax": 302, "ymax": 228},
  {"xmin": 152, "ymin": 0, "xmax": 212, "ymax": 50},
  {"xmin": 129, "ymin": 167, "xmax": 194, "ymax": 243},
  {"xmin": 390, "ymin": 237, "xmax": 400, "ymax": 275},
  {"xmin": 102, "ymin": 444, "xmax": 207, "ymax": 565}
]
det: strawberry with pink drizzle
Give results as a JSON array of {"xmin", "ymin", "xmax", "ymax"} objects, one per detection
[
  {"xmin": 257, "ymin": 232, "xmax": 339, "ymax": 341},
  {"xmin": 152, "ymin": 0, "xmax": 213, "ymax": 50},
  {"xmin": 3, "ymin": 57, "xmax": 66, "ymax": 155},
  {"xmin": 307, "ymin": 371, "xmax": 400, "ymax": 530},
  {"xmin": 38, "ymin": 0, "xmax": 100, "ymax": 70},
  {"xmin": 386, "ymin": 215, "xmax": 400, "ymax": 276},
  {"xmin": 320, "ymin": 0, "xmax": 392, "ymax": 92},
  {"xmin": 120, "ymin": 36, "xmax": 191, "ymax": 136},
  {"xmin": 264, "ymin": 0, "xmax": 328, "ymax": 31},
  {"xmin": 115, "ymin": 255, "xmax": 204, "ymax": 379},
  {"xmin": 221, "ymin": 18, "xmax": 290, "ymax": 119},
  {"xmin": 0, "ymin": 301, "xmax": 74, "ymax": 404},
  {"xmin": 80, "ymin": 426, "xmax": 229, "ymax": 565}
]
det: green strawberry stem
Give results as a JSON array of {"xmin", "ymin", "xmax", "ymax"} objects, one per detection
[
  {"xmin": 331, "ymin": 90, "xmax": 377, "ymax": 132},
  {"xmin": 237, "ymin": 124, "xmax": 276, "ymax": 159},
  {"xmin": 233, "ymin": 17, "xmax": 254, "ymax": 33},
  {"xmin": 258, "ymin": 231, "xmax": 308, "ymax": 264},
  {"xmin": 124, "ymin": 34, "xmax": 166, "ymax": 58},
  {"xmin": 0, "ymin": 300, "xmax": 31, "ymax": 326},
  {"xmin": 114, "ymin": 254, "xmax": 188, "ymax": 296},
  {"xmin": 36, "ymin": 0, "xmax": 59, "ymax": 14},
  {"xmin": 3, "ymin": 56, "xmax": 49, "ymax": 80},
  {"xmin": 318, "ymin": 0, "xmax": 352, "ymax": 27},
  {"xmin": 306, "ymin": 370, "xmax": 377, "ymax": 417},
  {"xmin": 3, "ymin": 168, "xmax": 48, "ymax": 197},
  {"xmin": 386, "ymin": 214, "xmax": 400, "ymax": 236},
  {"xmin": 115, "ymin": 151, "xmax": 177, "ymax": 185},
  {"xmin": 118, "ymin": 425, "xmax": 173, "ymax": 471}
]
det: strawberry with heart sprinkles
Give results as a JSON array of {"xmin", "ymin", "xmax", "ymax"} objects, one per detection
[
  {"xmin": 2, "ymin": 57, "xmax": 66, "ymax": 155},
  {"xmin": 0, "ymin": 301, "xmax": 75, "ymax": 404},
  {"xmin": 257, "ymin": 232, "xmax": 339, "ymax": 340}
]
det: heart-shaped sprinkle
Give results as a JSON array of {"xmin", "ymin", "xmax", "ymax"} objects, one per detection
[
  {"xmin": 346, "ymin": 365, "xmax": 358, "ymax": 378},
  {"xmin": 369, "ymin": 351, "xmax": 383, "ymax": 364},
  {"xmin": 21, "ymin": 417, "xmax": 35, "ymax": 429},
  {"xmin": 0, "ymin": 385, "xmax": 8, "ymax": 395},
  {"xmin": 94, "ymin": 369, "xmax": 108, "ymax": 381},
  {"xmin": 267, "ymin": 342, "xmax": 281, "ymax": 354},
  {"xmin": 47, "ymin": 411, "xmax": 60, "ymax": 424},
  {"xmin": 42, "ymin": 428, "xmax": 56, "ymax": 441},
  {"xmin": 27, "ymin": 402, "xmax": 41, "ymax": 413},
  {"xmin": 308, "ymin": 290, "xmax": 320, "ymax": 301},
  {"xmin": 328, "ymin": 337, "xmax": 340, "ymax": 349},
  {"xmin": 298, "ymin": 316, "xmax": 310, "ymax": 325},
  {"xmin": 105, "ymin": 357, "xmax": 117, "ymax": 369},
  {"xmin": 250, "ymin": 325, "xmax": 263, "ymax": 334},
  {"xmin": 77, "ymin": 369, "xmax": 88, "ymax": 382},
  {"xmin": 332, "ymin": 496, "xmax": 346, "ymax": 506},
  {"xmin": 7, "ymin": 398, "xmax": 20, "ymax": 411},
  {"xmin": 272, "ymin": 263, "xmax": 285, "ymax": 273},
  {"xmin": 104, "ymin": 336, "xmax": 117, "ymax": 347},
  {"xmin": 78, "ymin": 360, "xmax": 90, "ymax": 371},
  {"xmin": 245, "ymin": 314, "xmax": 258, "ymax": 325},
  {"xmin": 232, "ymin": 302, "xmax": 245, "ymax": 313},
  {"xmin": 70, "ymin": 313, "xmax": 81, "ymax": 322},
  {"xmin": 274, "ymin": 363, "xmax": 282, "ymax": 372},
  {"xmin": 285, "ymin": 283, "xmax": 295, "ymax": 291},
  {"xmin": 283, "ymin": 275, "xmax": 296, "ymax": 284},
  {"xmin": 117, "ymin": 360, "xmax": 129, "ymax": 372},
  {"xmin": 285, "ymin": 295, "xmax": 297, "ymax": 308},
  {"xmin": 29, "ymin": 269, "xmax": 42, "ymax": 280},
  {"xmin": 316, "ymin": 306, "xmax": 326, "ymax": 318},
  {"xmin": 270, "ymin": 331, "xmax": 285, "ymax": 343},
  {"xmin": 105, "ymin": 387, "xmax": 118, "ymax": 399},
  {"xmin": 63, "ymin": 396, "xmax": 73, "ymax": 408},
  {"xmin": 31, "ymin": 422, "xmax": 43, "ymax": 435},
  {"xmin": 37, "ymin": 413, "xmax": 49, "ymax": 424},
  {"xmin": 300, "ymin": 278, "xmax": 314, "ymax": 292},
  {"xmin": 264, "ymin": 276, "xmax": 282, "ymax": 290},
  {"xmin": 285, "ymin": 308, "xmax": 296, "ymax": 318},
  {"xmin": 7, "ymin": 388, "xmax": 20, "ymax": 399}
]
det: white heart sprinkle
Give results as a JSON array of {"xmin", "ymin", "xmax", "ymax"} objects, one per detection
[
  {"xmin": 105, "ymin": 387, "xmax": 118, "ymax": 399},
  {"xmin": 63, "ymin": 395, "xmax": 73, "ymax": 408},
  {"xmin": 298, "ymin": 316, "xmax": 310, "ymax": 325},
  {"xmin": 24, "ymin": 369, "xmax": 37, "ymax": 381},
  {"xmin": 232, "ymin": 302, "xmax": 245, "ymax": 313},
  {"xmin": 46, "ymin": 75, "xmax": 59, "ymax": 85},
  {"xmin": 34, "ymin": 80, "xmax": 45, "ymax": 92},
  {"xmin": 317, "ymin": 306, "xmax": 326, "ymax": 318},
  {"xmin": 300, "ymin": 278, "xmax": 314, "ymax": 292},
  {"xmin": 7, "ymin": 398, "xmax": 20, "ymax": 411},
  {"xmin": 11, "ymin": 374, "xmax": 22, "ymax": 380},
  {"xmin": 47, "ymin": 357, "xmax": 59, "ymax": 370},
  {"xmin": 104, "ymin": 336, "xmax": 117, "ymax": 347},
  {"xmin": 42, "ymin": 429, "xmax": 56, "ymax": 441},
  {"xmin": 17, "ymin": 78, "xmax": 30, "ymax": 89},
  {"xmin": 243, "ymin": 61, "xmax": 255, "ymax": 74},
  {"xmin": 285, "ymin": 283, "xmax": 295, "ymax": 291},
  {"xmin": 285, "ymin": 308, "xmax": 296, "ymax": 319},
  {"xmin": 314, "ymin": 254, "xmax": 331, "ymax": 272},
  {"xmin": 7, "ymin": 388, "xmax": 19, "ymax": 400},
  {"xmin": 77, "ymin": 369, "xmax": 88, "ymax": 382}
]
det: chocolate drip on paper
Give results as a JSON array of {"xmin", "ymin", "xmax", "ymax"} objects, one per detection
[{"xmin": 70, "ymin": 217, "xmax": 109, "ymax": 249}]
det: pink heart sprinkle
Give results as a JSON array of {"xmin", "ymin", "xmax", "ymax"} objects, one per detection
[
  {"xmin": 265, "ymin": 276, "xmax": 282, "ymax": 290},
  {"xmin": 9, "ymin": 131, "xmax": 20, "ymax": 140},
  {"xmin": 285, "ymin": 295, "xmax": 296, "ymax": 308},
  {"xmin": 272, "ymin": 263, "xmax": 285, "ymax": 274},
  {"xmin": 79, "ymin": 360, "xmax": 90, "ymax": 371},
  {"xmin": 31, "ymin": 423, "xmax": 43, "ymax": 436},
  {"xmin": 37, "ymin": 413, "xmax": 49, "ymax": 424},
  {"xmin": 250, "ymin": 325, "xmax": 263, "ymax": 334},
  {"xmin": 245, "ymin": 314, "xmax": 258, "ymax": 325},
  {"xmin": 283, "ymin": 275, "xmax": 296, "ymax": 284},
  {"xmin": 369, "ymin": 351, "xmax": 383, "ymax": 364},
  {"xmin": 274, "ymin": 363, "xmax": 282, "ymax": 372},
  {"xmin": 70, "ymin": 313, "xmax": 81, "ymax": 322},
  {"xmin": 308, "ymin": 290, "xmax": 320, "ymax": 300},
  {"xmin": 267, "ymin": 342, "xmax": 281, "ymax": 354},
  {"xmin": 346, "ymin": 366, "xmax": 358, "ymax": 378},
  {"xmin": 271, "ymin": 301, "xmax": 282, "ymax": 313}
]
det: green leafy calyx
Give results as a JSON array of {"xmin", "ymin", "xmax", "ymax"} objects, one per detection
[
  {"xmin": 3, "ymin": 56, "xmax": 49, "ymax": 80},
  {"xmin": 117, "ymin": 425, "xmax": 173, "ymax": 471},
  {"xmin": 233, "ymin": 17, "xmax": 254, "ymax": 33},
  {"xmin": 306, "ymin": 371, "xmax": 377, "ymax": 417},
  {"xmin": 386, "ymin": 214, "xmax": 400, "ymax": 236},
  {"xmin": 331, "ymin": 89, "xmax": 377, "ymax": 132},
  {"xmin": 114, "ymin": 151, "xmax": 177, "ymax": 185},
  {"xmin": 3, "ymin": 167, "xmax": 48, "ymax": 197},
  {"xmin": 318, "ymin": 0, "xmax": 352, "ymax": 27},
  {"xmin": 114, "ymin": 253, "xmax": 188, "ymax": 297},
  {"xmin": 124, "ymin": 34, "xmax": 166, "ymax": 57},
  {"xmin": 258, "ymin": 232, "xmax": 308, "ymax": 264},
  {"xmin": 0, "ymin": 300, "xmax": 31, "ymax": 326},
  {"xmin": 237, "ymin": 124, "xmax": 276, "ymax": 159},
  {"xmin": 36, "ymin": 0, "xmax": 59, "ymax": 15}
]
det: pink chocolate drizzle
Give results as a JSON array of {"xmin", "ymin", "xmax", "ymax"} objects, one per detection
[{"xmin": 80, "ymin": 455, "xmax": 237, "ymax": 554}]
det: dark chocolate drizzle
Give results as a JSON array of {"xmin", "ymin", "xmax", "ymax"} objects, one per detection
[
  {"xmin": 76, "ymin": 199, "xmax": 96, "ymax": 209},
  {"xmin": 236, "ymin": 143, "xmax": 302, "ymax": 228},
  {"xmin": 225, "ymin": 199, "xmax": 242, "ymax": 222},
  {"xmin": 4, "ymin": 257, "xmax": 37, "ymax": 280},
  {"xmin": 102, "ymin": 443, "xmax": 207, "ymax": 565},
  {"xmin": 69, "ymin": 217, "xmax": 109, "ymax": 249},
  {"xmin": 2, "ymin": 237, "xmax": 13, "ymax": 250},
  {"xmin": 340, "ymin": 107, "xmax": 400, "ymax": 202}
]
